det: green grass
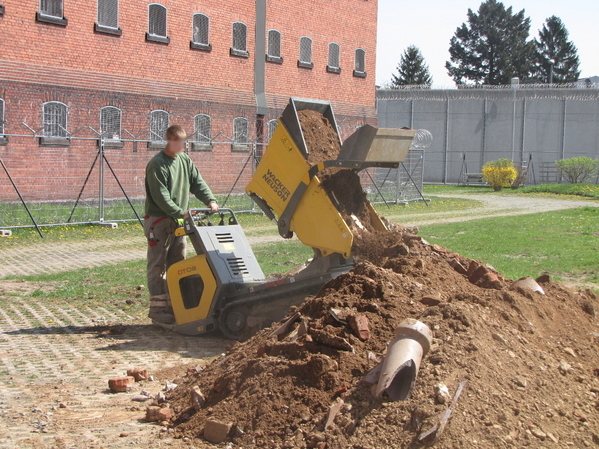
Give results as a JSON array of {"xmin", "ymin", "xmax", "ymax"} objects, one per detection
[
  {"xmin": 253, "ymin": 240, "xmax": 313, "ymax": 275},
  {"xmin": 419, "ymin": 206, "xmax": 599, "ymax": 284},
  {"xmin": 519, "ymin": 183, "xmax": 599, "ymax": 199}
]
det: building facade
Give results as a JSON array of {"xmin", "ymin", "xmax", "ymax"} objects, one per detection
[{"xmin": 0, "ymin": 0, "xmax": 378, "ymax": 208}]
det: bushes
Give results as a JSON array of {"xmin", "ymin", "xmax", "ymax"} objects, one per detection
[
  {"xmin": 482, "ymin": 159, "xmax": 518, "ymax": 191},
  {"xmin": 555, "ymin": 157, "xmax": 599, "ymax": 183}
]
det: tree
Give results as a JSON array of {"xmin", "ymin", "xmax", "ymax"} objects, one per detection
[
  {"xmin": 555, "ymin": 157, "xmax": 598, "ymax": 183},
  {"xmin": 391, "ymin": 45, "xmax": 432, "ymax": 87},
  {"xmin": 533, "ymin": 16, "xmax": 580, "ymax": 84},
  {"xmin": 446, "ymin": 0, "xmax": 534, "ymax": 85}
]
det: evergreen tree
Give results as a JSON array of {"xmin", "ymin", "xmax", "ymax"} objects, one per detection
[
  {"xmin": 446, "ymin": 0, "xmax": 534, "ymax": 85},
  {"xmin": 533, "ymin": 16, "xmax": 580, "ymax": 84},
  {"xmin": 391, "ymin": 45, "xmax": 432, "ymax": 87}
]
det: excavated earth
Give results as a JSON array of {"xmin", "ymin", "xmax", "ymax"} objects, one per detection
[
  {"xmin": 140, "ymin": 111, "xmax": 599, "ymax": 448},
  {"xmin": 152, "ymin": 227, "xmax": 599, "ymax": 449}
]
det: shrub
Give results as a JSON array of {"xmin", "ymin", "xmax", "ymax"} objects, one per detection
[
  {"xmin": 482, "ymin": 159, "xmax": 517, "ymax": 191},
  {"xmin": 510, "ymin": 166, "xmax": 528, "ymax": 189},
  {"xmin": 555, "ymin": 157, "xmax": 599, "ymax": 183}
]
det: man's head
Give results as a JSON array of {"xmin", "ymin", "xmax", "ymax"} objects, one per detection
[{"xmin": 165, "ymin": 125, "xmax": 187, "ymax": 156}]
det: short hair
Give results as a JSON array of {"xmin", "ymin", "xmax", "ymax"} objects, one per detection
[{"xmin": 166, "ymin": 125, "xmax": 187, "ymax": 140}]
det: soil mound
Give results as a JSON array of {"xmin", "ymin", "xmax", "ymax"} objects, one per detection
[
  {"xmin": 154, "ymin": 229, "xmax": 599, "ymax": 449},
  {"xmin": 299, "ymin": 110, "xmax": 341, "ymax": 165}
]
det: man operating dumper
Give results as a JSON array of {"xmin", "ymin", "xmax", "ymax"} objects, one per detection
[{"xmin": 144, "ymin": 124, "xmax": 219, "ymax": 325}]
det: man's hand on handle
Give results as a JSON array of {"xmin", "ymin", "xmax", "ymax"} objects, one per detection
[{"xmin": 209, "ymin": 202, "xmax": 219, "ymax": 214}]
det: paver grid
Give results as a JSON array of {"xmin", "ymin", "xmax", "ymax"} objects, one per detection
[{"xmin": 0, "ymin": 296, "xmax": 227, "ymax": 448}]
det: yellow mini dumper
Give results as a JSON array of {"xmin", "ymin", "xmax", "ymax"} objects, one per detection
[{"xmin": 164, "ymin": 98, "xmax": 416, "ymax": 338}]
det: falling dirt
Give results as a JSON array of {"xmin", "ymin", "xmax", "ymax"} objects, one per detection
[
  {"xmin": 150, "ymin": 227, "xmax": 599, "ymax": 449},
  {"xmin": 298, "ymin": 110, "xmax": 375, "ymax": 233}
]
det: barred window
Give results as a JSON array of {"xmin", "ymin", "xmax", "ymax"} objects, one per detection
[
  {"xmin": 100, "ymin": 106, "xmax": 122, "ymax": 140},
  {"xmin": 233, "ymin": 117, "xmax": 249, "ymax": 144},
  {"xmin": 192, "ymin": 13, "xmax": 209, "ymax": 45},
  {"xmin": 232, "ymin": 22, "xmax": 247, "ymax": 52},
  {"xmin": 328, "ymin": 43, "xmax": 340, "ymax": 69},
  {"xmin": 40, "ymin": 0, "xmax": 63, "ymax": 18},
  {"xmin": 267, "ymin": 30, "xmax": 281, "ymax": 58},
  {"xmin": 355, "ymin": 48, "xmax": 365, "ymax": 73},
  {"xmin": 43, "ymin": 102, "xmax": 68, "ymax": 138},
  {"xmin": 97, "ymin": 0, "xmax": 118, "ymax": 29},
  {"xmin": 299, "ymin": 37, "xmax": 312, "ymax": 63},
  {"xmin": 148, "ymin": 3, "xmax": 167, "ymax": 37},
  {"xmin": 194, "ymin": 114, "xmax": 211, "ymax": 143},
  {"xmin": 150, "ymin": 110, "xmax": 169, "ymax": 142},
  {"xmin": 267, "ymin": 119, "xmax": 278, "ymax": 142}
]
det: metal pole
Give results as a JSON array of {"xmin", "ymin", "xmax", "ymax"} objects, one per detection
[
  {"xmin": 443, "ymin": 98, "xmax": 450, "ymax": 184},
  {"xmin": 67, "ymin": 150, "xmax": 100, "ymax": 223},
  {"xmin": 0, "ymin": 157, "xmax": 44, "ymax": 238},
  {"xmin": 222, "ymin": 145, "xmax": 254, "ymax": 208},
  {"xmin": 99, "ymin": 138, "xmax": 105, "ymax": 222},
  {"xmin": 102, "ymin": 153, "xmax": 144, "ymax": 227},
  {"xmin": 364, "ymin": 169, "xmax": 390, "ymax": 208}
]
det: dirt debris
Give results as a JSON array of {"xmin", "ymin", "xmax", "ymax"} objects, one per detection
[
  {"xmin": 299, "ymin": 109, "xmax": 341, "ymax": 165},
  {"xmin": 155, "ymin": 227, "xmax": 599, "ymax": 449}
]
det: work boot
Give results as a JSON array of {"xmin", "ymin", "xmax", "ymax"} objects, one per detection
[{"xmin": 148, "ymin": 307, "xmax": 176, "ymax": 325}]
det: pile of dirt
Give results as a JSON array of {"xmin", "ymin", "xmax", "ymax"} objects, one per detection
[
  {"xmin": 298, "ymin": 109, "xmax": 375, "ymax": 233},
  {"xmin": 155, "ymin": 228, "xmax": 599, "ymax": 448}
]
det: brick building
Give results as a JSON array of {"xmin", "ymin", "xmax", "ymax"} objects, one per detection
[{"xmin": 0, "ymin": 0, "xmax": 377, "ymax": 209}]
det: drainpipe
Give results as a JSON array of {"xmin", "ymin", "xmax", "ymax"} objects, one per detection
[{"xmin": 254, "ymin": 0, "xmax": 268, "ymax": 116}]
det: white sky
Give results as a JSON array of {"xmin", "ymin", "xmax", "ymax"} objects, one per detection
[{"xmin": 376, "ymin": 0, "xmax": 599, "ymax": 87}]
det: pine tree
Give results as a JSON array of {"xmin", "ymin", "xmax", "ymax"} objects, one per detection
[
  {"xmin": 391, "ymin": 45, "xmax": 432, "ymax": 87},
  {"xmin": 533, "ymin": 16, "xmax": 580, "ymax": 84},
  {"xmin": 446, "ymin": 0, "xmax": 534, "ymax": 85}
]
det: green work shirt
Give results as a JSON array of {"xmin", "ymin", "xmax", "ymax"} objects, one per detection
[{"xmin": 144, "ymin": 151, "xmax": 216, "ymax": 219}]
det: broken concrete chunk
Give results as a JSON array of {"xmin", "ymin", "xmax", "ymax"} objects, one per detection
[
  {"xmin": 108, "ymin": 376, "xmax": 135, "ymax": 393},
  {"xmin": 449, "ymin": 258, "xmax": 467, "ymax": 275},
  {"xmin": 191, "ymin": 386, "xmax": 205, "ymax": 411},
  {"xmin": 204, "ymin": 419, "xmax": 232, "ymax": 444},
  {"xmin": 510, "ymin": 277, "xmax": 545, "ymax": 295},
  {"xmin": 434, "ymin": 383, "xmax": 450, "ymax": 404}
]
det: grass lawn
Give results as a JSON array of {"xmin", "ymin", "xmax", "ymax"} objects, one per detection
[
  {"xmin": 519, "ymin": 183, "xmax": 599, "ymax": 199},
  {"xmin": 419, "ymin": 206, "xmax": 599, "ymax": 286}
]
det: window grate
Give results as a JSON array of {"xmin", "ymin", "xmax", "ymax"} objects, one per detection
[
  {"xmin": 233, "ymin": 117, "xmax": 249, "ymax": 144},
  {"xmin": 150, "ymin": 110, "xmax": 169, "ymax": 142},
  {"xmin": 328, "ymin": 43, "xmax": 340, "ymax": 69},
  {"xmin": 0, "ymin": 99, "xmax": 4, "ymax": 135},
  {"xmin": 355, "ymin": 48, "xmax": 366, "ymax": 73},
  {"xmin": 192, "ymin": 13, "xmax": 209, "ymax": 45},
  {"xmin": 97, "ymin": 0, "xmax": 118, "ymax": 28},
  {"xmin": 232, "ymin": 22, "xmax": 247, "ymax": 51},
  {"xmin": 267, "ymin": 119, "xmax": 278, "ymax": 142},
  {"xmin": 267, "ymin": 30, "xmax": 281, "ymax": 58},
  {"xmin": 40, "ymin": 0, "xmax": 63, "ymax": 18},
  {"xmin": 100, "ymin": 106, "xmax": 121, "ymax": 140},
  {"xmin": 299, "ymin": 36, "xmax": 312, "ymax": 63},
  {"xmin": 43, "ymin": 102, "xmax": 68, "ymax": 138},
  {"xmin": 148, "ymin": 3, "xmax": 167, "ymax": 37},
  {"xmin": 194, "ymin": 114, "xmax": 211, "ymax": 143}
]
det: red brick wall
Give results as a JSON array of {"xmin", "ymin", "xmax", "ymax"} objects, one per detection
[{"xmin": 0, "ymin": 0, "xmax": 378, "ymax": 205}]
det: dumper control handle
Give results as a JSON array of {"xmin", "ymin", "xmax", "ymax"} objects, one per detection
[{"xmin": 185, "ymin": 208, "xmax": 238, "ymax": 228}]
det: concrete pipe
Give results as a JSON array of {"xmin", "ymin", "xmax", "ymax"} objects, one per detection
[{"xmin": 375, "ymin": 318, "xmax": 433, "ymax": 401}]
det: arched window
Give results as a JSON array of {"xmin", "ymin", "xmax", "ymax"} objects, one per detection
[
  {"xmin": 298, "ymin": 36, "xmax": 313, "ymax": 68},
  {"xmin": 327, "ymin": 42, "xmax": 341, "ymax": 74},
  {"xmin": 191, "ymin": 13, "xmax": 210, "ymax": 50},
  {"xmin": 193, "ymin": 114, "xmax": 212, "ymax": 151},
  {"xmin": 43, "ymin": 102, "xmax": 68, "ymax": 138},
  {"xmin": 97, "ymin": 0, "xmax": 118, "ymax": 29},
  {"xmin": 150, "ymin": 110, "xmax": 169, "ymax": 142},
  {"xmin": 267, "ymin": 119, "xmax": 278, "ymax": 142},
  {"xmin": 147, "ymin": 4, "xmax": 169, "ymax": 43},
  {"xmin": 39, "ymin": 0, "xmax": 63, "ymax": 18},
  {"xmin": 231, "ymin": 22, "xmax": 248, "ymax": 57},
  {"xmin": 354, "ymin": 48, "xmax": 366, "ymax": 77},
  {"xmin": 267, "ymin": 30, "xmax": 282, "ymax": 62},
  {"xmin": 100, "ymin": 106, "xmax": 122, "ymax": 140},
  {"xmin": 232, "ymin": 117, "xmax": 249, "ymax": 151}
]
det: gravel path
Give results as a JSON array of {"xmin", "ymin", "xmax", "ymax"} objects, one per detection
[{"xmin": 1, "ymin": 194, "xmax": 598, "ymax": 278}]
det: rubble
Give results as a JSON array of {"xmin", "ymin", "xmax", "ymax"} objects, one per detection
[
  {"xmin": 108, "ymin": 376, "xmax": 134, "ymax": 393},
  {"xmin": 157, "ymin": 226, "xmax": 599, "ymax": 448}
]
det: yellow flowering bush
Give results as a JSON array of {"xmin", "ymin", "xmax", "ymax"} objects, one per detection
[{"xmin": 482, "ymin": 159, "xmax": 518, "ymax": 191}]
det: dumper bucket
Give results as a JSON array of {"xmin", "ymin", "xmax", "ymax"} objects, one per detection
[{"xmin": 246, "ymin": 98, "xmax": 416, "ymax": 258}]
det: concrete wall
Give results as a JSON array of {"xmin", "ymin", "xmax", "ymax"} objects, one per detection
[{"xmin": 377, "ymin": 88, "xmax": 599, "ymax": 184}]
